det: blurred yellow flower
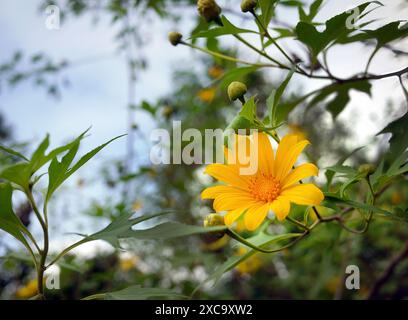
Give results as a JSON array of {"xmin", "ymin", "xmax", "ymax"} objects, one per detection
[
  {"xmin": 119, "ymin": 256, "xmax": 138, "ymax": 272},
  {"xmin": 202, "ymin": 133, "xmax": 324, "ymax": 231},
  {"xmin": 391, "ymin": 191, "xmax": 402, "ymax": 205},
  {"xmin": 202, "ymin": 234, "xmax": 229, "ymax": 251},
  {"xmin": 288, "ymin": 123, "xmax": 307, "ymax": 141},
  {"xmin": 198, "ymin": 88, "xmax": 216, "ymax": 103},
  {"xmin": 235, "ymin": 247, "xmax": 262, "ymax": 274},
  {"xmin": 208, "ymin": 65, "xmax": 224, "ymax": 78},
  {"xmin": 15, "ymin": 279, "xmax": 38, "ymax": 299},
  {"xmin": 132, "ymin": 200, "xmax": 143, "ymax": 211}
]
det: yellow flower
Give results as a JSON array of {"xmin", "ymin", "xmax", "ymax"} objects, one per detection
[
  {"xmin": 202, "ymin": 234, "xmax": 230, "ymax": 251},
  {"xmin": 198, "ymin": 88, "xmax": 216, "ymax": 103},
  {"xmin": 201, "ymin": 133, "xmax": 324, "ymax": 231},
  {"xmin": 132, "ymin": 200, "xmax": 143, "ymax": 211},
  {"xmin": 288, "ymin": 123, "xmax": 307, "ymax": 141},
  {"xmin": 15, "ymin": 279, "xmax": 38, "ymax": 299},
  {"xmin": 208, "ymin": 66, "xmax": 224, "ymax": 78},
  {"xmin": 391, "ymin": 191, "xmax": 402, "ymax": 205},
  {"xmin": 119, "ymin": 256, "xmax": 138, "ymax": 272},
  {"xmin": 235, "ymin": 247, "xmax": 262, "ymax": 274}
]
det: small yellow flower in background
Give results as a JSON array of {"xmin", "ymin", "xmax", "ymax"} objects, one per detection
[
  {"xmin": 391, "ymin": 191, "xmax": 402, "ymax": 205},
  {"xmin": 132, "ymin": 200, "xmax": 143, "ymax": 211},
  {"xmin": 15, "ymin": 279, "xmax": 38, "ymax": 299},
  {"xmin": 119, "ymin": 256, "xmax": 138, "ymax": 272},
  {"xmin": 325, "ymin": 276, "xmax": 340, "ymax": 294},
  {"xmin": 208, "ymin": 65, "xmax": 224, "ymax": 78},
  {"xmin": 198, "ymin": 87, "xmax": 216, "ymax": 103},
  {"xmin": 235, "ymin": 247, "xmax": 262, "ymax": 274},
  {"xmin": 201, "ymin": 132, "xmax": 324, "ymax": 231},
  {"xmin": 202, "ymin": 234, "xmax": 230, "ymax": 251},
  {"xmin": 288, "ymin": 123, "xmax": 308, "ymax": 141}
]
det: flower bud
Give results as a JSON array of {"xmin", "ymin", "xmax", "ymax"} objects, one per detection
[
  {"xmin": 241, "ymin": 0, "xmax": 257, "ymax": 13},
  {"xmin": 203, "ymin": 214, "xmax": 226, "ymax": 238},
  {"xmin": 204, "ymin": 213, "xmax": 225, "ymax": 227},
  {"xmin": 358, "ymin": 164, "xmax": 376, "ymax": 177},
  {"xmin": 227, "ymin": 81, "xmax": 247, "ymax": 101},
  {"xmin": 168, "ymin": 31, "xmax": 183, "ymax": 46},
  {"xmin": 197, "ymin": 0, "xmax": 222, "ymax": 23}
]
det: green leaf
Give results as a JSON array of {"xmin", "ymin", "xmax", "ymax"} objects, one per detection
[
  {"xmin": 295, "ymin": 1, "xmax": 382, "ymax": 57},
  {"xmin": 103, "ymin": 286, "xmax": 186, "ymax": 300},
  {"xmin": 323, "ymin": 193, "xmax": 392, "ymax": 216},
  {"xmin": 325, "ymin": 165, "xmax": 358, "ymax": 177},
  {"xmin": 267, "ymin": 69, "xmax": 294, "ymax": 126},
  {"xmin": 206, "ymin": 232, "xmax": 301, "ymax": 286},
  {"xmin": 191, "ymin": 16, "xmax": 257, "ymax": 39},
  {"xmin": 46, "ymin": 134, "xmax": 125, "ymax": 201},
  {"xmin": 0, "ymin": 162, "xmax": 31, "ymax": 190},
  {"xmin": 0, "ymin": 183, "xmax": 33, "ymax": 249},
  {"xmin": 308, "ymin": 81, "xmax": 371, "ymax": 118},
  {"xmin": 0, "ymin": 145, "xmax": 29, "ymax": 161},
  {"xmin": 239, "ymin": 96, "xmax": 256, "ymax": 122},
  {"xmin": 366, "ymin": 21, "xmax": 408, "ymax": 49},
  {"xmin": 377, "ymin": 111, "xmax": 408, "ymax": 167},
  {"xmin": 325, "ymin": 147, "xmax": 364, "ymax": 189},
  {"xmin": 258, "ymin": 0, "xmax": 278, "ymax": 27},
  {"xmin": 218, "ymin": 66, "xmax": 260, "ymax": 89},
  {"xmin": 126, "ymin": 222, "xmax": 227, "ymax": 240}
]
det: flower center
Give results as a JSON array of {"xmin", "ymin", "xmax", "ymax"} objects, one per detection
[{"xmin": 248, "ymin": 174, "xmax": 281, "ymax": 202}]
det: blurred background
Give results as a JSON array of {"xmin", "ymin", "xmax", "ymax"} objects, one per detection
[{"xmin": 0, "ymin": 0, "xmax": 407, "ymax": 299}]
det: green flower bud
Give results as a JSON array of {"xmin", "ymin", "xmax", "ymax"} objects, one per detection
[
  {"xmin": 168, "ymin": 31, "xmax": 183, "ymax": 46},
  {"xmin": 204, "ymin": 213, "xmax": 225, "ymax": 228},
  {"xmin": 197, "ymin": 0, "xmax": 222, "ymax": 23},
  {"xmin": 227, "ymin": 81, "xmax": 247, "ymax": 101},
  {"xmin": 241, "ymin": 0, "xmax": 257, "ymax": 13},
  {"xmin": 203, "ymin": 214, "xmax": 226, "ymax": 238},
  {"xmin": 358, "ymin": 164, "xmax": 376, "ymax": 177}
]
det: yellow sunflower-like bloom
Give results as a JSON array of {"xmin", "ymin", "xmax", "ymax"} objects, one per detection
[{"xmin": 201, "ymin": 132, "xmax": 324, "ymax": 231}]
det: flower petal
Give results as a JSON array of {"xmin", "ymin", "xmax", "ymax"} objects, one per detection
[
  {"xmin": 253, "ymin": 132, "xmax": 274, "ymax": 176},
  {"xmin": 224, "ymin": 134, "xmax": 251, "ymax": 166},
  {"xmin": 280, "ymin": 183, "xmax": 324, "ymax": 206},
  {"xmin": 204, "ymin": 163, "xmax": 249, "ymax": 189},
  {"xmin": 270, "ymin": 197, "xmax": 291, "ymax": 221},
  {"xmin": 224, "ymin": 206, "xmax": 249, "ymax": 226},
  {"xmin": 282, "ymin": 163, "xmax": 319, "ymax": 188},
  {"xmin": 201, "ymin": 185, "xmax": 244, "ymax": 199},
  {"xmin": 213, "ymin": 193, "xmax": 256, "ymax": 212},
  {"xmin": 275, "ymin": 138, "xmax": 310, "ymax": 181},
  {"xmin": 244, "ymin": 203, "xmax": 270, "ymax": 231}
]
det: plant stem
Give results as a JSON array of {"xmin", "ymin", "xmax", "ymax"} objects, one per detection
[{"xmin": 26, "ymin": 189, "xmax": 49, "ymax": 300}]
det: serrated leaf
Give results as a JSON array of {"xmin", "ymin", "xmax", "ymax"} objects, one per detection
[
  {"xmin": 0, "ymin": 145, "xmax": 28, "ymax": 161},
  {"xmin": 258, "ymin": 0, "xmax": 278, "ymax": 27},
  {"xmin": 104, "ymin": 286, "xmax": 186, "ymax": 300},
  {"xmin": 267, "ymin": 70, "xmax": 294, "ymax": 126},
  {"xmin": 239, "ymin": 96, "xmax": 256, "ymax": 122},
  {"xmin": 323, "ymin": 193, "xmax": 392, "ymax": 216},
  {"xmin": 295, "ymin": 1, "xmax": 382, "ymax": 57},
  {"xmin": 126, "ymin": 222, "xmax": 227, "ymax": 240},
  {"xmin": 377, "ymin": 111, "xmax": 408, "ymax": 168},
  {"xmin": 218, "ymin": 66, "xmax": 260, "ymax": 89},
  {"xmin": 191, "ymin": 16, "xmax": 256, "ymax": 39},
  {"xmin": 0, "ymin": 183, "xmax": 33, "ymax": 249},
  {"xmin": 46, "ymin": 134, "xmax": 124, "ymax": 201},
  {"xmin": 308, "ymin": 81, "xmax": 371, "ymax": 118},
  {"xmin": 205, "ymin": 232, "xmax": 301, "ymax": 286}
]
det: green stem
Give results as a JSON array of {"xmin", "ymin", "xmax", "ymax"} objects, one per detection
[
  {"xmin": 226, "ymin": 229, "xmax": 304, "ymax": 253},
  {"xmin": 26, "ymin": 189, "xmax": 49, "ymax": 300},
  {"xmin": 46, "ymin": 238, "xmax": 88, "ymax": 268},
  {"xmin": 286, "ymin": 216, "xmax": 310, "ymax": 231}
]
